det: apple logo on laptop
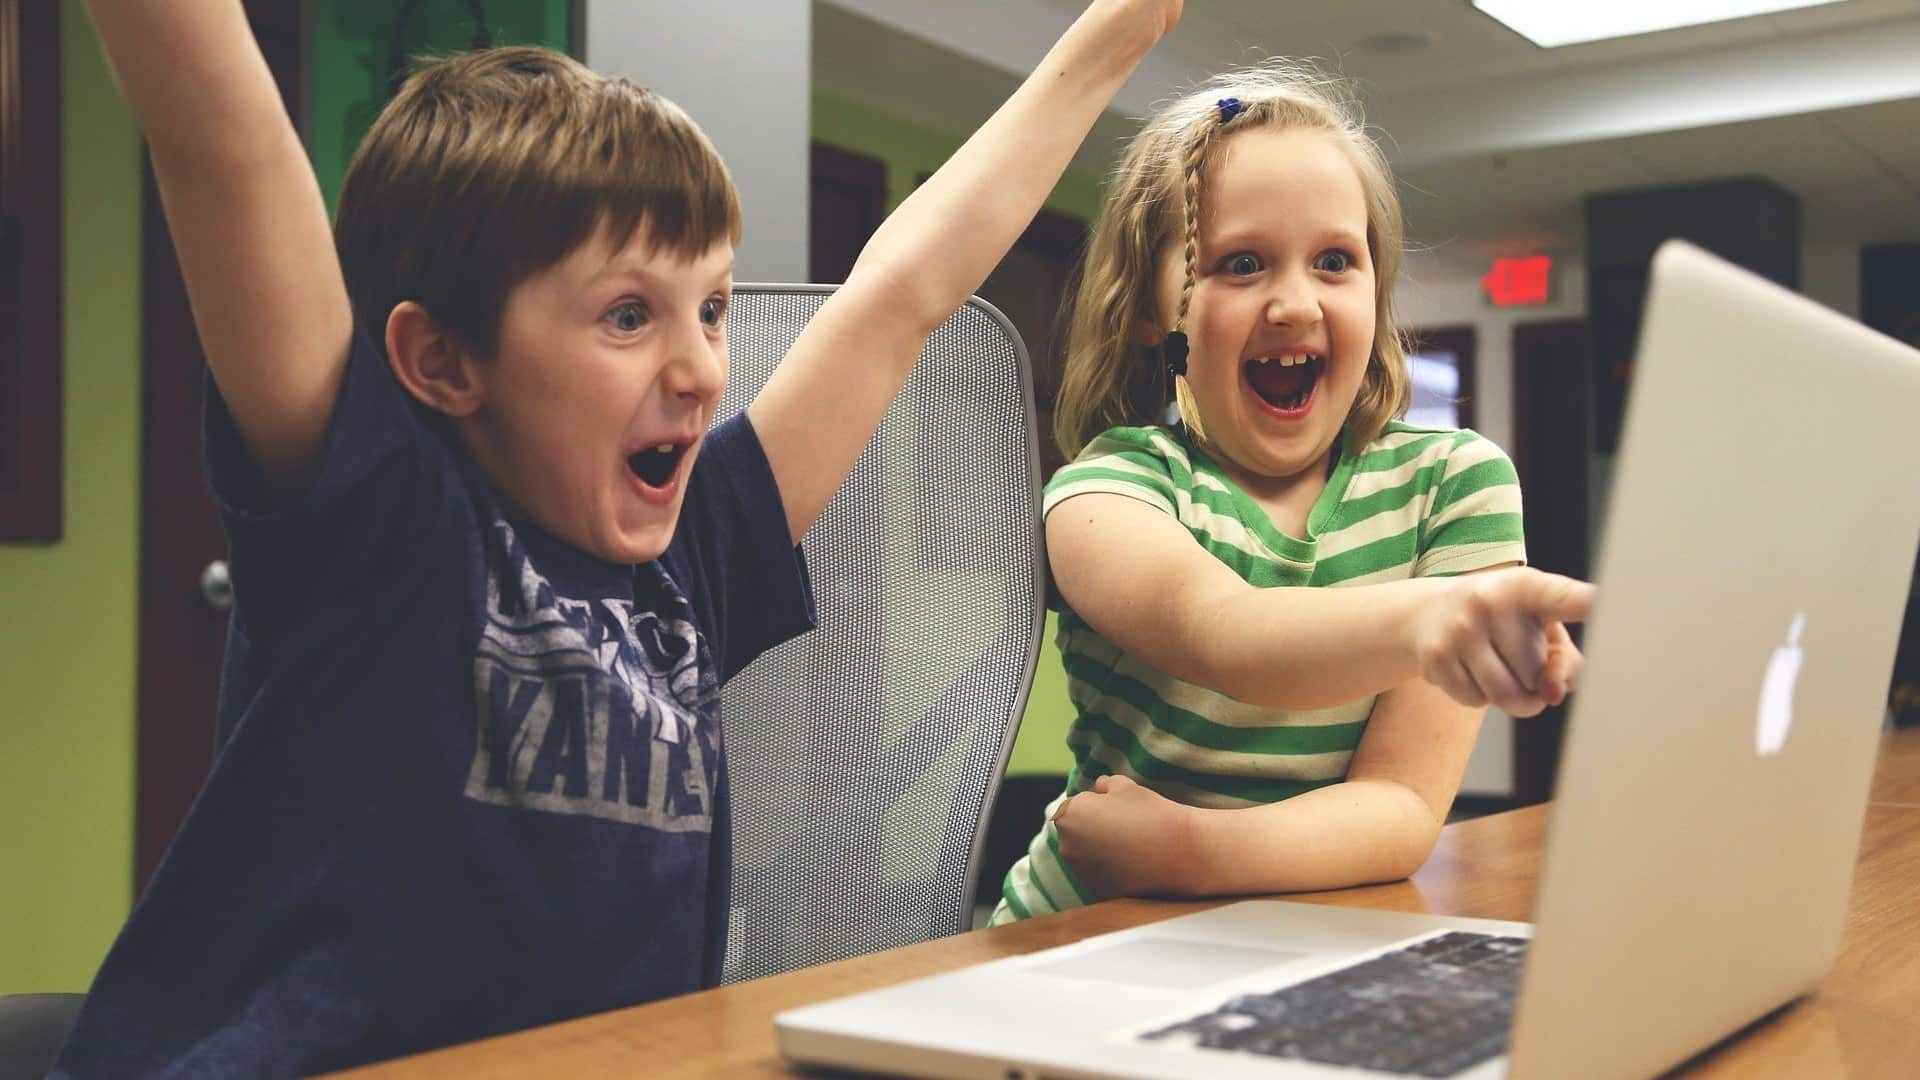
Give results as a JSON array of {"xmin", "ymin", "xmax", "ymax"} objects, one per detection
[{"xmin": 1756, "ymin": 614, "xmax": 1806, "ymax": 756}]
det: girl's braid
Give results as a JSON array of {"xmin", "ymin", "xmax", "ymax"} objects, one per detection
[{"xmin": 1172, "ymin": 116, "xmax": 1217, "ymax": 338}]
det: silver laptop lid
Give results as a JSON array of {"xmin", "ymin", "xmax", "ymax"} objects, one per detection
[{"xmin": 1509, "ymin": 241, "xmax": 1920, "ymax": 1078}]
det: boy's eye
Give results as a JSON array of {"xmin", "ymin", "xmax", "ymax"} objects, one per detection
[
  {"xmin": 607, "ymin": 301, "xmax": 649, "ymax": 333},
  {"xmin": 700, "ymin": 296, "xmax": 728, "ymax": 327},
  {"xmin": 1223, "ymin": 253, "xmax": 1263, "ymax": 276},
  {"xmin": 1315, "ymin": 250, "xmax": 1356, "ymax": 273}
]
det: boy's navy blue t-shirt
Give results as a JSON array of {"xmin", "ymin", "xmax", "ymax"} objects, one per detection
[{"xmin": 54, "ymin": 330, "xmax": 815, "ymax": 1077}]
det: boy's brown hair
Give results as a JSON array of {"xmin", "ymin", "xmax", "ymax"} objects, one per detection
[{"xmin": 335, "ymin": 46, "xmax": 743, "ymax": 358}]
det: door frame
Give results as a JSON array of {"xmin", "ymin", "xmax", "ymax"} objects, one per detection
[
  {"xmin": 134, "ymin": 1, "xmax": 305, "ymax": 892},
  {"xmin": 0, "ymin": 0, "xmax": 63, "ymax": 542}
]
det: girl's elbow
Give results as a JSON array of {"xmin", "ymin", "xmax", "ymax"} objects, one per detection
[{"xmin": 1384, "ymin": 821, "xmax": 1444, "ymax": 880}]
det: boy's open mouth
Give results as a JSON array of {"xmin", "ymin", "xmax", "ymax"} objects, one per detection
[
  {"xmin": 627, "ymin": 442, "xmax": 690, "ymax": 490},
  {"xmin": 1244, "ymin": 354, "xmax": 1323, "ymax": 413}
]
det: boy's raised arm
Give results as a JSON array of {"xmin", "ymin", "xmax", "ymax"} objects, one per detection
[
  {"xmin": 748, "ymin": 0, "xmax": 1181, "ymax": 543},
  {"xmin": 84, "ymin": 1, "xmax": 353, "ymax": 498}
]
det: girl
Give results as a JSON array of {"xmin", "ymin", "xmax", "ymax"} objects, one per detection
[{"xmin": 993, "ymin": 61, "xmax": 1592, "ymax": 923}]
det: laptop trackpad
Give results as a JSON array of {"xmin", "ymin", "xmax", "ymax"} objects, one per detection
[{"xmin": 1024, "ymin": 937, "xmax": 1308, "ymax": 991}]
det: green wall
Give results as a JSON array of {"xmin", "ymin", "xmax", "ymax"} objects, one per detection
[
  {"xmin": 812, "ymin": 91, "xmax": 1092, "ymax": 777},
  {"xmin": 0, "ymin": 0, "xmax": 142, "ymax": 993},
  {"xmin": 1006, "ymin": 614, "xmax": 1076, "ymax": 775}
]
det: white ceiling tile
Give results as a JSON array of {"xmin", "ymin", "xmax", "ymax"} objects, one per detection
[
  {"xmin": 1397, "ymin": 144, "xmax": 1663, "ymax": 256},
  {"xmin": 1609, "ymin": 113, "xmax": 1845, "ymax": 181},
  {"xmin": 1603, "ymin": 110, "xmax": 1920, "ymax": 232}
]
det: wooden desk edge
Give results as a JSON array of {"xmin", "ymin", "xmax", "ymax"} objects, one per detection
[{"xmin": 330, "ymin": 729, "xmax": 1920, "ymax": 1078}]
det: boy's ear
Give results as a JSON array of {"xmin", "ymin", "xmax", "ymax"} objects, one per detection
[{"xmin": 385, "ymin": 301, "xmax": 484, "ymax": 417}]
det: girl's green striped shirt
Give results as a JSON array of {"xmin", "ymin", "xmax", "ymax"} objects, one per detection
[{"xmin": 990, "ymin": 421, "xmax": 1526, "ymax": 925}]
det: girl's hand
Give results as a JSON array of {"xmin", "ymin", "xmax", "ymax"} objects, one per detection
[
  {"xmin": 1052, "ymin": 774, "xmax": 1197, "ymax": 900},
  {"xmin": 1541, "ymin": 619, "xmax": 1583, "ymax": 704},
  {"xmin": 1412, "ymin": 567, "xmax": 1594, "ymax": 718}
]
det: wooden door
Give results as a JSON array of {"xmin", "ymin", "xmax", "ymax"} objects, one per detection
[
  {"xmin": 0, "ymin": 0, "xmax": 62, "ymax": 542},
  {"xmin": 808, "ymin": 141, "xmax": 886, "ymax": 285}
]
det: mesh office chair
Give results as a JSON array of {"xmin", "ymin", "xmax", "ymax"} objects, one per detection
[
  {"xmin": 0, "ymin": 993, "xmax": 84, "ymax": 1080},
  {"xmin": 716, "ymin": 286, "xmax": 1046, "ymax": 983}
]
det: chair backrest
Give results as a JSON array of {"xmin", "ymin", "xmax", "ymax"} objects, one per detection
[
  {"xmin": 715, "ymin": 286, "xmax": 1045, "ymax": 983},
  {"xmin": 0, "ymin": 993, "xmax": 84, "ymax": 1080}
]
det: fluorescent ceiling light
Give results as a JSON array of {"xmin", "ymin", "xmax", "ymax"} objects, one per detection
[{"xmin": 1472, "ymin": 0, "xmax": 1850, "ymax": 48}]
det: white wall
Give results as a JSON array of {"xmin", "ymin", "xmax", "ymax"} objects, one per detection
[
  {"xmin": 1394, "ymin": 241, "xmax": 1863, "ymax": 797},
  {"xmin": 583, "ymin": 1, "xmax": 811, "ymax": 282}
]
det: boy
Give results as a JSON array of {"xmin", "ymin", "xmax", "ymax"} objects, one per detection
[{"xmin": 61, "ymin": 1, "xmax": 1180, "ymax": 1074}]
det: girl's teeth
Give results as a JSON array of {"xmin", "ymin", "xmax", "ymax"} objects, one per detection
[{"xmin": 655, "ymin": 444, "xmax": 673, "ymax": 454}]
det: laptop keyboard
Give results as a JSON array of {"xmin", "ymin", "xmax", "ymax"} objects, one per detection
[{"xmin": 1140, "ymin": 931, "xmax": 1528, "ymax": 1078}]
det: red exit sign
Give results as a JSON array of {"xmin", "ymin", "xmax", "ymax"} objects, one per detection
[{"xmin": 1481, "ymin": 255, "xmax": 1553, "ymax": 307}]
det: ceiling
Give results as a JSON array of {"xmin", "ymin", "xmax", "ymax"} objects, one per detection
[{"xmin": 815, "ymin": 0, "xmax": 1920, "ymax": 275}]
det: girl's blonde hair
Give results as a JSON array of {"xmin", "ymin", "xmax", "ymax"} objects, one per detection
[{"xmin": 1053, "ymin": 60, "xmax": 1410, "ymax": 460}]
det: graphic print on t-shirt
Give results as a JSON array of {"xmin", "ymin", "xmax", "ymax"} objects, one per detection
[{"xmin": 463, "ymin": 519, "xmax": 719, "ymax": 831}]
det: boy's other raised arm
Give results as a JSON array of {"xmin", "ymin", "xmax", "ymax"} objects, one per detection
[
  {"xmin": 85, "ymin": 1, "xmax": 353, "ymax": 498},
  {"xmin": 747, "ymin": 0, "xmax": 1181, "ymax": 543}
]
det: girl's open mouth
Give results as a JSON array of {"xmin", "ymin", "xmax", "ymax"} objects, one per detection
[
  {"xmin": 627, "ymin": 441, "xmax": 690, "ymax": 494},
  {"xmin": 1244, "ymin": 354, "xmax": 1323, "ymax": 415}
]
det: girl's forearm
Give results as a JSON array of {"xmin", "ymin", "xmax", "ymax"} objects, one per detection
[
  {"xmin": 1193, "ymin": 578, "xmax": 1452, "ymax": 711},
  {"xmin": 1171, "ymin": 779, "xmax": 1443, "ymax": 896}
]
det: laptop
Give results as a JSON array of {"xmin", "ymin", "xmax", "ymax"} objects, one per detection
[{"xmin": 774, "ymin": 240, "xmax": 1920, "ymax": 1079}]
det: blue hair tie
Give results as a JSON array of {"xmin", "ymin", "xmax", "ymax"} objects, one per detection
[{"xmin": 1216, "ymin": 97, "xmax": 1245, "ymax": 123}]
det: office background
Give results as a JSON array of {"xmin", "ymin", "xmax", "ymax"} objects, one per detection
[{"xmin": 4, "ymin": 0, "xmax": 1918, "ymax": 995}]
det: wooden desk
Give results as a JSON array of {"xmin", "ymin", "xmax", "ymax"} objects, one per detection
[
  {"xmin": 1870, "ymin": 722, "xmax": 1920, "ymax": 807},
  {"xmin": 336, "ymin": 729, "xmax": 1920, "ymax": 1078}
]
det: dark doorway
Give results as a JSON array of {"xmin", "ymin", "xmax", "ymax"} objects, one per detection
[
  {"xmin": 1509, "ymin": 318, "xmax": 1592, "ymax": 805},
  {"xmin": 134, "ymin": 1, "xmax": 304, "ymax": 894},
  {"xmin": 808, "ymin": 141, "xmax": 887, "ymax": 285}
]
